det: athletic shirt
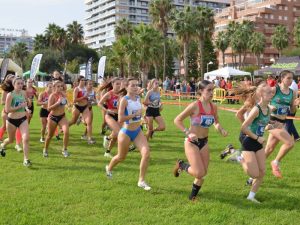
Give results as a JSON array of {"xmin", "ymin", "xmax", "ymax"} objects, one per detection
[
  {"xmin": 190, "ymin": 101, "xmax": 216, "ymax": 128},
  {"xmin": 11, "ymin": 91, "xmax": 26, "ymax": 112},
  {"xmin": 53, "ymin": 93, "xmax": 67, "ymax": 106},
  {"xmin": 148, "ymin": 91, "xmax": 160, "ymax": 108},
  {"xmin": 77, "ymin": 87, "xmax": 87, "ymax": 98},
  {"xmin": 87, "ymin": 90, "xmax": 96, "ymax": 104},
  {"xmin": 249, "ymin": 104, "xmax": 270, "ymax": 137},
  {"xmin": 41, "ymin": 92, "xmax": 49, "ymax": 103},
  {"xmin": 107, "ymin": 91, "xmax": 119, "ymax": 110},
  {"xmin": 271, "ymin": 85, "xmax": 293, "ymax": 116},
  {"xmin": 26, "ymin": 88, "xmax": 37, "ymax": 101},
  {"xmin": 124, "ymin": 95, "xmax": 142, "ymax": 124}
]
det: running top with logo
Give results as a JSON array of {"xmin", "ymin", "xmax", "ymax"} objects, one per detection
[
  {"xmin": 271, "ymin": 85, "xmax": 293, "ymax": 116},
  {"xmin": 77, "ymin": 87, "xmax": 87, "ymax": 99},
  {"xmin": 190, "ymin": 101, "xmax": 217, "ymax": 128},
  {"xmin": 41, "ymin": 92, "xmax": 49, "ymax": 103},
  {"xmin": 107, "ymin": 91, "xmax": 119, "ymax": 110},
  {"xmin": 148, "ymin": 91, "xmax": 160, "ymax": 108},
  {"xmin": 11, "ymin": 91, "xmax": 26, "ymax": 112},
  {"xmin": 26, "ymin": 88, "xmax": 37, "ymax": 101},
  {"xmin": 53, "ymin": 93, "xmax": 67, "ymax": 106},
  {"xmin": 124, "ymin": 95, "xmax": 142, "ymax": 124},
  {"xmin": 249, "ymin": 104, "xmax": 270, "ymax": 137},
  {"xmin": 87, "ymin": 90, "xmax": 96, "ymax": 105}
]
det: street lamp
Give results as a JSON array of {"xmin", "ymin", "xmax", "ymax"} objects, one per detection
[{"xmin": 207, "ymin": 61, "xmax": 213, "ymax": 73}]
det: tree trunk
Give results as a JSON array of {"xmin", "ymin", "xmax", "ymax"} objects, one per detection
[
  {"xmin": 222, "ymin": 50, "xmax": 225, "ymax": 67},
  {"xmin": 163, "ymin": 38, "xmax": 166, "ymax": 82},
  {"xmin": 120, "ymin": 62, "xmax": 125, "ymax": 78},
  {"xmin": 234, "ymin": 54, "xmax": 237, "ymax": 68},
  {"xmin": 198, "ymin": 38, "xmax": 205, "ymax": 80},
  {"xmin": 238, "ymin": 53, "xmax": 242, "ymax": 69},
  {"xmin": 256, "ymin": 54, "xmax": 260, "ymax": 68},
  {"xmin": 141, "ymin": 65, "xmax": 149, "ymax": 89},
  {"xmin": 154, "ymin": 63, "xmax": 159, "ymax": 79},
  {"xmin": 128, "ymin": 60, "xmax": 132, "ymax": 78},
  {"xmin": 183, "ymin": 41, "xmax": 188, "ymax": 77}
]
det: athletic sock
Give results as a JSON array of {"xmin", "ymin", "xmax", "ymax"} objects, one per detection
[
  {"xmin": 16, "ymin": 128, "xmax": 21, "ymax": 144},
  {"xmin": 0, "ymin": 127, "xmax": 4, "ymax": 140},
  {"xmin": 105, "ymin": 150, "xmax": 111, "ymax": 153},
  {"xmin": 179, "ymin": 161, "xmax": 190, "ymax": 172},
  {"xmin": 272, "ymin": 160, "xmax": 279, "ymax": 165},
  {"xmin": 189, "ymin": 183, "xmax": 201, "ymax": 200},
  {"xmin": 247, "ymin": 191, "xmax": 256, "ymax": 199}
]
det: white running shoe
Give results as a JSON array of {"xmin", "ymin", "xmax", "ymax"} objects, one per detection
[
  {"xmin": 81, "ymin": 135, "xmax": 87, "ymax": 140},
  {"xmin": 103, "ymin": 136, "xmax": 109, "ymax": 149},
  {"xmin": 62, "ymin": 150, "xmax": 70, "ymax": 158},
  {"xmin": 40, "ymin": 138, "xmax": 45, "ymax": 143},
  {"xmin": 15, "ymin": 144, "xmax": 22, "ymax": 152},
  {"xmin": 88, "ymin": 138, "xmax": 96, "ymax": 144},
  {"xmin": 105, "ymin": 165, "xmax": 112, "ymax": 178},
  {"xmin": 137, "ymin": 181, "xmax": 151, "ymax": 191},
  {"xmin": 247, "ymin": 197, "xmax": 261, "ymax": 204},
  {"xmin": 43, "ymin": 150, "xmax": 49, "ymax": 158},
  {"xmin": 104, "ymin": 152, "xmax": 113, "ymax": 158}
]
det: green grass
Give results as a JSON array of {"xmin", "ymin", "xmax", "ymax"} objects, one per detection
[{"xmin": 0, "ymin": 102, "xmax": 300, "ymax": 225}]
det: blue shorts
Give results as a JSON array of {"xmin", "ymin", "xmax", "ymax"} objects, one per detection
[{"xmin": 120, "ymin": 127, "xmax": 141, "ymax": 142}]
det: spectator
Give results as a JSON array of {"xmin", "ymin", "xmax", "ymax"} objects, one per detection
[
  {"xmin": 243, "ymin": 76, "xmax": 252, "ymax": 88},
  {"xmin": 220, "ymin": 77, "xmax": 227, "ymax": 89},
  {"xmin": 175, "ymin": 79, "xmax": 181, "ymax": 94},
  {"xmin": 267, "ymin": 75, "xmax": 276, "ymax": 87},
  {"xmin": 189, "ymin": 77, "xmax": 196, "ymax": 96},
  {"xmin": 163, "ymin": 77, "xmax": 170, "ymax": 91},
  {"xmin": 181, "ymin": 80, "xmax": 187, "ymax": 93},
  {"xmin": 170, "ymin": 77, "xmax": 175, "ymax": 91},
  {"xmin": 214, "ymin": 76, "xmax": 220, "ymax": 88},
  {"xmin": 297, "ymin": 76, "xmax": 300, "ymax": 89}
]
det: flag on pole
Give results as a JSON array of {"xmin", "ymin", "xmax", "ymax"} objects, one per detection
[
  {"xmin": 0, "ymin": 58, "xmax": 9, "ymax": 82},
  {"xmin": 85, "ymin": 57, "xmax": 93, "ymax": 80},
  {"xmin": 97, "ymin": 56, "xmax": 106, "ymax": 83},
  {"xmin": 30, "ymin": 54, "xmax": 43, "ymax": 79}
]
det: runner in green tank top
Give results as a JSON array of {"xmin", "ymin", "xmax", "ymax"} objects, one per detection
[
  {"xmin": 240, "ymin": 82, "xmax": 273, "ymax": 203},
  {"xmin": 265, "ymin": 70, "xmax": 300, "ymax": 179}
]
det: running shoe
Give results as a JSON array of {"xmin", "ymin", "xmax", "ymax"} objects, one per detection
[
  {"xmin": 295, "ymin": 137, "xmax": 300, "ymax": 142},
  {"xmin": 247, "ymin": 197, "xmax": 261, "ymax": 204},
  {"xmin": 62, "ymin": 150, "xmax": 70, "ymax": 158},
  {"xmin": 129, "ymin": 144, "xmax": 136, "ymax": 152},
  {"xmin": 0, "ymin": 146, "xmax": 6, "ymax": 157},
  {"xmin": 43, "ymin": 150, "xmax": 49, "ymax": 158},
  {"xmin": 40, "ymin": 138, "xmax": 45, "ymax": 143},
  {"xmin": 15, "ymin": 144, "xmax": 22, "ymax": 152},
  {"xmin": 88, "ymin": 138, "xmax": 96, "ymax": 144},
  {"xmin": 104, "ymin": 152, "xmax": 113, "ymax": 158},
  {"xmin": 81, "ymin": 135, "xmax": 87, "ymax": 140},
  {"xmin": 137, "ymin": 181, "xmax": 151, "ymax": 191},
  {"xmin": 103, "ymin": 136, "xmax": 109, "ymax": 149},
  {"xmin": 271, "ymin": 161, "xmax": 282, "ymax": 178},
  {"xmin": 173, "ymin": 160, "xmax": 183, "ymax": 177},
  {"xmin": 105, "ymin": 165, "xmax": 112, "ymax": 178},
  {"xmin": 246, "ymin": 177, "xmax": 253, "ymax": 186},
  {"xmin": 23, "ymin": 159, "xmax": 32, "ymax": 167}
]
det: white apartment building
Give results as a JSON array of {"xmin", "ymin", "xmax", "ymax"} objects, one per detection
[{"xmin": 84, "ymin": 0, "xmax": 230, "ymax": 50}]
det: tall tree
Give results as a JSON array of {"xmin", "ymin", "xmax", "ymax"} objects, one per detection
[
  {"xmin": 226, "ymin": 21, "xmax": 238, "ymax": 67},
  {"xmin": 215, "ymin": 31, "xmax": 229, "ymax": 67},
  {"xmin": 194, "ymin": 6, "xmax": 215, "ymax": 79},
  {"xmin": 33, "ymin": 34, "xmax": 48, "ymax": 51},
  {"xmin": 9, "ymin": 42, "xmax": 28, "ymax": 69},
  {"xmin": 271, "ymin": 25, "xmax": 289, "ymax": 57},
  {"xmin": 67, "ymin": 21, "xmax": 84, "ymax": 44},
  {"xmin": 293, "ymin": 18, "xmax": 300, "ymax": 47},
  {"xmin": 171, "ymin": 6, "xmax": 195, "ymax": 77},
  {"xmin": 249, "ymin": 32, "xmax": 266, "ymax": 68},
  {"xmin": 114, "ymin": 18, "xmax": 133, "ymax": 39},
  {"xmin": 149, "ymin": 0, "xmax": 173, "ymax": 81},
  {"xmin": 45, "ymin": 23, "xmax": 61, "ymax": 49}
]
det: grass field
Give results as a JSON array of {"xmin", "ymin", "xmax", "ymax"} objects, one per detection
[{"xmin": 0, "ymin": 101, "xmax": 300, "ymax": 225}]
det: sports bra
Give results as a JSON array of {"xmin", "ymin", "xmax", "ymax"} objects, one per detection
[
  {"xmin": 53, "ymin": 93, "xmax": 67, "ymax": 106},
  {"xmin": 11, "ymin": 91, "xmax": 26, "ymax": 112},
  {"xmin": 77, "ymin": 87, "xmax": 87, "ymax": 98},
  {"xmin": 124, "ymin": 95, "xmax": 142, "ymax": 124},
  {"xmin": 107, "ymin": 91, "xmax": 119, "ymax": 110},
  {"xmin": 190, "ymin": 101, "xmax": 216, "ymax": 128},
  {"xmin": 41, "ymin": 92, "xmax": 49, "ymax": 103},
  {"xmin": 27, "ymin": 88, "xmax": 37, "ymax": 100}
]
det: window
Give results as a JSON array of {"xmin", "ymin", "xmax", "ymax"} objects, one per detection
[{"xmin": 278, "ymin": 15, "xmax": 282, "ymax": 20}]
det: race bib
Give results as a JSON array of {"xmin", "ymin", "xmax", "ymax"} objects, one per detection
[
  {"xmin": 200, "ymin": 115, "xmax": 215, "ymax": 128},
  {"xmin": 277, "ymin": 105, "xmax": 289, "ymax": 115},
  {"xmin": 256, "ymin": 125, "xmax": 265, "ymax": 136}
]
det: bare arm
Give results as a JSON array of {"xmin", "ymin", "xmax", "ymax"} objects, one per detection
[
  {"xmin": 5, "ymin": 93, "xmax": 27, "ymax": 113},
  {"xmin": 241, "ymin": 106, "xmax": 261, "ymax": 141},
  {"xmin": 236, "ymin": 105, "xmax": 248, "ymax": 123},
  {"xmin": 143, "ymin": 91, "xmax": 151, "ymax": 106},
  {"xmin": 47, "ymin": 94, "xmax": 61, "ymax": 111},
  {"xmin": 37, "ymin": 92, "xmax": 46, "ymax": 106},
  {"xmin": 212, "ymin": 104, "xmax": 228, "ymax": 136},
  {"xmin": 1, "ymin": 91, "xmax": 7, "ymax": 105},
  {"xmin": 174, "ymin": 102, "xmax": 196, "ymax": 134}
]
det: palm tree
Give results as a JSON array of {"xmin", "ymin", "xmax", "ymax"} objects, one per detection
[
  {"xmin": 215, "ymin": 31, "xmax": 229, "ymax": 67},
  {"xmin": 132, "ymin": 23, "xmax": 163, "ymax": 87},
  {"xmin": 194, "ymin": 6, "xmax": 215, "ymax": 79},
  {"xmin": 33, "ymin": 34, "xmax": 48, "ymax": 51},
  {"xmin": 45, "ymin": 23, "xmax": 61, "ymax": 49},
  {"xmin": 293, "ymin": 18, "xmax": 300, "ymax": 47},
  {"xmin": 67, "ymin": 21, "xmax": 84, "ymax": 44},
  {"xmin": 249, "ymin": 32, "xmax": 266, "ymax": 68},
  {"xmin": 226, "ymin": 21, "xmax": 238, "ymax": 67},
  {"xmin": 114, "ymin": 18, "xmax": 133, "ymax": 39},
  {"xmin": 54, "ymin": 28, "xmax": 68, "ymax": 51},
  {"xmin": 171, "ymin": 6, "xmax": 195, "ymax": 77},
  {"xmin": 9, "ymin": 42, "xmax": 28, "ymax": 69},
  {"xmin": 149, "ymin": 0, "xmax": 173, "ymax": 80},
  {"xmin": 240, "ymin": 20, "xmax": 254, "ymax": 66},
  {"xmin": 271, "ymin": 25, "xmax": 289, "ymax": 57}
]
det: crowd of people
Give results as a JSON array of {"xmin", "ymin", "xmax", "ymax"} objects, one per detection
[{"xmin": 0, "ymin": 70, "xmax": 299, "ymax": 203}]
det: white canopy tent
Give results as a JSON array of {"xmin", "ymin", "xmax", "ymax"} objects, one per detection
[
  {"xmin": 204, "ymin": 67, "xmax": 251, "ymax": 81},
  {"xmin": 0, "ymin": 58, "xmax": 23, "ymax": 76}
]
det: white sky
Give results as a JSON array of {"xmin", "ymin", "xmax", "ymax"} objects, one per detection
[{"xmin": 0, "ymin": 0, "xmax": 85, "ymax": 37}]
